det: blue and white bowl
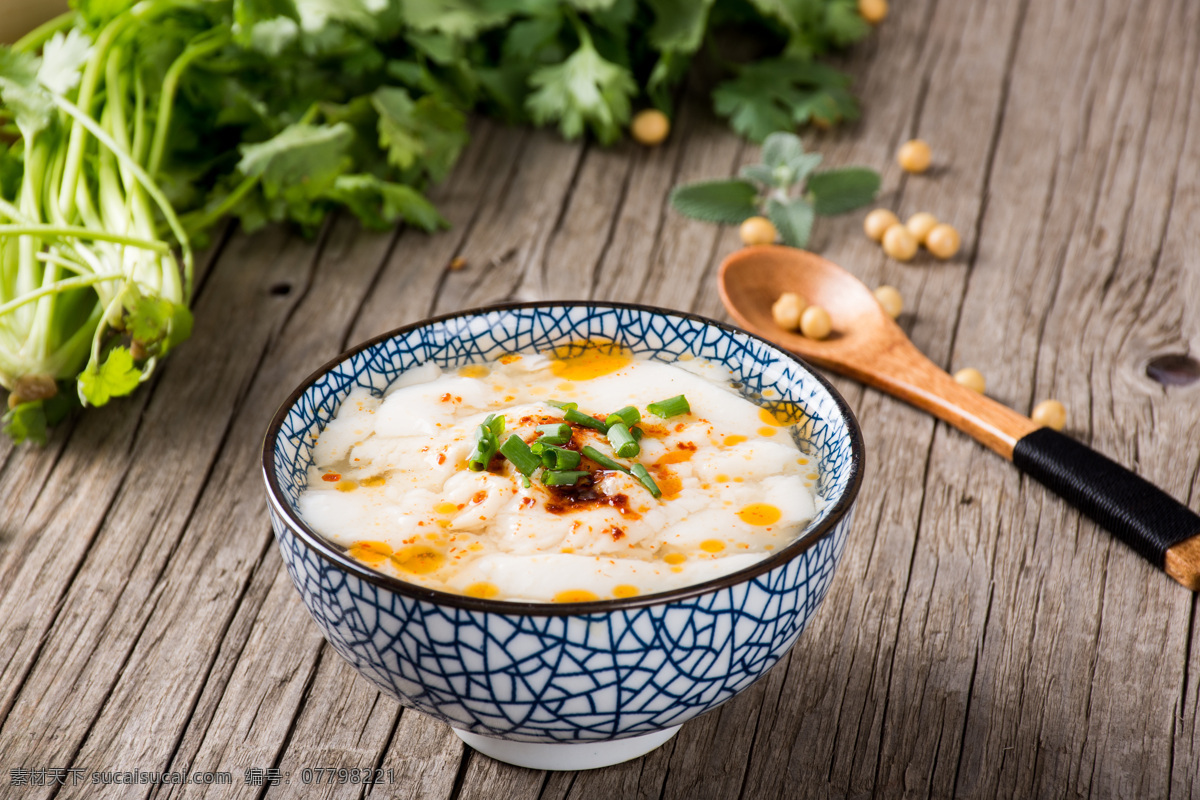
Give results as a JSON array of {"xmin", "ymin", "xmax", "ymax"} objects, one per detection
[{"xmin": 262, "ymin": 302, "xmax": 863, "ymax": 771}]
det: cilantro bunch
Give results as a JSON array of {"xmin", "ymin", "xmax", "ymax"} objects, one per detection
[
  {"xmin": 0, "ymin": 16, "xmax": 195, "ymax": 443},
  {"xmin": 670, "ymin": 132, "xmax": 880, "ymax": 247}
]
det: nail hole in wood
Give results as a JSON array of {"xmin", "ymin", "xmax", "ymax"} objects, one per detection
[
  {"xmin": 270, "ymin": 282, "xmax": 292, "ymax": 296},
  {"xmin": 1146, "ymin": 354, "xmax": 1200, "ymax": 387}
]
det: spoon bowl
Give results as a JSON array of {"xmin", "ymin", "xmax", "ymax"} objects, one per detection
[
  {"xmin": 719, "ymin": 244, "xmax": 903, "ymax": 370},
  {"xmin": 718, "ymin": 245, "xmax": 1035, "ymax": 459},
  {"xmin": 718, "ymin": 245, "xmax": 1200, "ymax": 590}
]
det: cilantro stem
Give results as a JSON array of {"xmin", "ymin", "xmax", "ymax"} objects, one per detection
[
  {"xmin": 49, "ymin": 93, "xmax": 194, "ymax": 300},
  {"xmin": 0, "ymin": 226, "xmax": 170, "ymax": 253},
  {"xmin": 178, "ymin": 173, "xmax": 259, "ymax": 237},
  {"xmin": 0, "ymin": 274, "xmax": 124, "ymax": 317},
  {"xmin": 562, "ymin": 6, "xmax": 593, "ymax": 47},
  {"xmin": 147, "ymin": 29, "xmax": 230, "ymax": 177}
]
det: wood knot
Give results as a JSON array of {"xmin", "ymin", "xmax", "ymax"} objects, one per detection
[{"xmin": 1146, "ymin": 354, "xmax": 1200, "ymax": 387}]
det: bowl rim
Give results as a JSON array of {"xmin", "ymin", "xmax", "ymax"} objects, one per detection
[{"xmin": 262, "ymin": 300, "xmax": 863, "ymax": 617}]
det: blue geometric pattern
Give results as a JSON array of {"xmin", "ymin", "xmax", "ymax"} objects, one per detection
[{"xmin": 263, "ymin": 303, "xmax": 862, "ymax": 743}]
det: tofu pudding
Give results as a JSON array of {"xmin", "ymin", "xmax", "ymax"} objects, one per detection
[{"xmin": 298, "ymin": 344, "xmax": 825, "ymax": 603}]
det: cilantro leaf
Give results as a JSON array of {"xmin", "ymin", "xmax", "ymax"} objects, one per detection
[
  {"xmin": 501, "ymin": 15, "xmax": 564, "ymax": 63},
  {"xmin": 645, "ymin": 0, "xmax": 715, "ymax": 54},
  {"xmin": 2, "ymin": 391, "xmax": 75, "ymax": 445},
  {"xmin": 713, "ymin": 58, "xmax": 860, "ymax": 141},
  {"xmin": 78, "ymin": 347, "xmax": 143, "ymax": 407},
  {"xmin": 329, "ymin": 174, "xmax": 449, "ymax": 231},
  {"xmin": 0, "ymin": 47, "xmax": 54, "ymax": 138},
  {"xmin": 250, "ymin": 18, "xmax": 301, "ymax": 56},
  {"xmin": 526, "ymin": 37, "xmax": 636, "ymax": 144},
  {"xmin": 291, "ymin": 0, "xmax": 390, "ymax": 36},
  {"xmin": 824, "ymin": 0, "xmax": 871, "ymax": 46},
  {"xmin": 669, "ymin": 179, "xmax": 759, "ymax": 225},
  {"xmin": 398, "ymin": 0, "xmax": 512, "ymax": 38},
  {"xmin": 807, "ymin": 167, "xmax": 880, "ymax": 215},
  {"xmin": 236, "ymin": 121, "xmax": 354, "ymax": 202},
  {"xmin": 127, "ymin": 297, "xmax": 194, "ymax": 355},
  {"xmin": 2, "ymin": 400, "xmax": 49, "ymax": 445},
  {"xmin": 566, "ymin": 0, "xmax": 618, "ymax": 10},
  {"xmin": 371, "ymin": 87, "xmax": 469, "ymax": 183},
  {"xmin": 766, "ymin": 197, "xmax": 814, "ymax": 248},
  {"xmin": 233, "ymin": 0, "xmax": 300, "ymax": 38},
  {"xmin": 751, "ymin": 0, "xmax": 870, "ymax": 58},
  {"xmin": 37, "ymin": 29, "xmax": 92, "ymax": 95}
]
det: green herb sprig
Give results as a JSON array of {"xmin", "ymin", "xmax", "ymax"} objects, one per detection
[{"xmin": 669, "ymin": 132, "xmax": 880, "ymax": 249}]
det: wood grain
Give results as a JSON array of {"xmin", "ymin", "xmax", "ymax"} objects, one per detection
[{"xmin": 2, "ymin": 0, "xmax": 1199, "ymax": 797}]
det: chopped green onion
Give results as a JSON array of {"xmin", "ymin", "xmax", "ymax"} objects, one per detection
[
  {"xmin": 564, "ymin": 408, "xmax": 608, "ymax": 432},
  {"xmin": 480, "ymin": 413, "xmax": 505, "ymax": 437},
  {"xmin": 500, "ymin": 434, "xmax": 541, "ymax": 476},
  {"xmin": 542, "ymin": 469, "xmax": 591, "ymax": 486},
  {"xmin": 535, "ymin": 423, "xmax": 572, "ymax": 445},
  {"xmin": 630, "ymin": 426, "xmax": 644, "ymax": 441},
  {"xmin": 581, "ymin": 445, "xmax": 630, "ymax": 474},
  {"xmin": 548, "ymin": 399, "xmax": 578, "ymax": 412},
  {"xmin": 605, "ymin": 406, "xmax": 640, "ymax": 428},
  {"xmin": 606, "ymin": 422, "xmax": 640, "ymax": 458},
  {"xmin": 631, "ymin": 464, "xmax": 662, "ymax": 498},
  {"xmin": 468, "ymin": 427, "xmax": 499, "ymax": 471},
  {"xmin": 647, "ymin": 394, "xmax": 690, "ymax": 418},
  {"xmin": 540, "ymin": 445, "xmax": 581, "ymax": 470},
  {"xmin": 530, "ymin": 441, "xmax": 546, "ymax": 455}
]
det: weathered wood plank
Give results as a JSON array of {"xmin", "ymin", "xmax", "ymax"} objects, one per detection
[
  {"xmin": 360, "ymin": 712, "xmax": 465, "ymax": 800},
  {"xmin": 940, "ymin": 0, "xmax": 1200, "ymax": 797},
  {"xmin": 351, "ymin": 119, "xmax": 531, "ymax": 341},
  {"xmin": 431, "ymin": 128, "xmax": 586, "ymax": 313},
  {"xmin": 0, "ymin": 231, "xmax": 232, "ymax": 753}
]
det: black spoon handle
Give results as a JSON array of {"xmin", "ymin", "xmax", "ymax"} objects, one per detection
[{"xmin": 1012, "ymin": 427, "xmax": 1200, "ymax": 587}]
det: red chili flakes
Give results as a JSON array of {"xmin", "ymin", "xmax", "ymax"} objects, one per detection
[
  {"xmin": 440, "ymin": 393, "xmax": 453, "ymax": 403},
  {"xmin": 472, "ymin": 491, "xmax": 487, "ymax": 504},
  {"xmin": 674, "ymin": 422, "xmax": 686, "ymax": 432},
  {"xmin": 609, "ymin": 527, "xmax": 626, "ymax": 541},
  {"xmin": 437, "ymin": 453, "xmax": 446, "ymax": 465},
  {"xmin": 322, "ymin": 473, "xmax": 341, "ymax": 482},
  {"xmin": 521, "ymin": 497, "xmax": 536, "ymax": 508},
  {"xmin": 677, "ymin": 441, "xmax": 697, "ymax": 451}
]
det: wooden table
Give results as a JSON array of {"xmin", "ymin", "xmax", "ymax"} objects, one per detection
[{"xmin": 3, "ymin": 0, "xmax": 1200, "ymax": 797}]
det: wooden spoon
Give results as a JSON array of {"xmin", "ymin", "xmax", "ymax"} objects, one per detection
[{"xmin": 719, "ymin": 245, "xmax": 1200, "ymax": 590}]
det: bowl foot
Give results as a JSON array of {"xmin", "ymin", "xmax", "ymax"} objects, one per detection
[{"xmin": 453, "ymin": 725, "xmax": 682, "ymax": 771}]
